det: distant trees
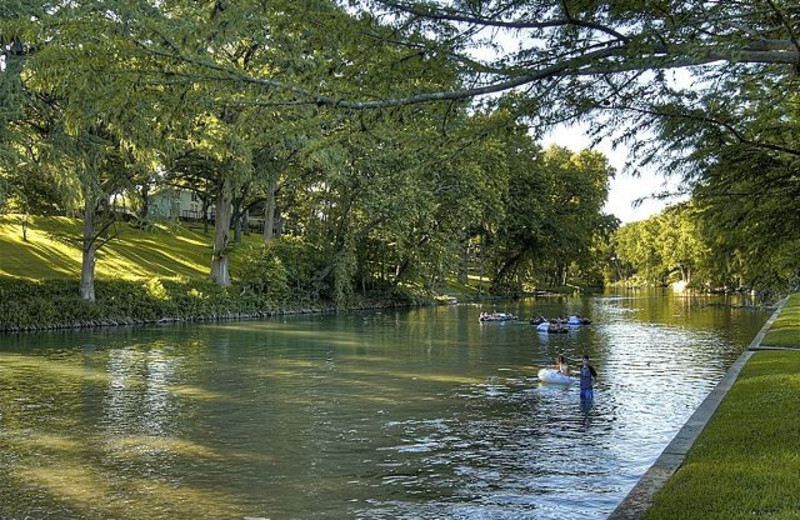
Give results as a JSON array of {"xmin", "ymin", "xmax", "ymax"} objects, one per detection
[
  {"xmin": 610, "ymin": 54, "xmax": 800, "ymax": 294},
  {"xmin": 613, "ymin": 205, "xmax": 705, "ymax": 287},
  {"xmin": 610, "ymin": 197, "xmax": 798, "ymax": 295}
]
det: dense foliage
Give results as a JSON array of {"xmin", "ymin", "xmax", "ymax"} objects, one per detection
[
  {"xmin": 0, "ymin": 277, "xmax": 327, "ymax": 332},
  {"xmin": 613, "ymin": 204, "xmax": 705, "ymax": 287},
  {"xmin": 2, "ymin": 0, "xmax": 798, "ymax": 309},
  {"xmin": 611, "ymin": 201, "xmax": 799, "ymax": 296},
  {"xmin": 0, "ymin": 2, "xmax": 615, "ymax": 307}
]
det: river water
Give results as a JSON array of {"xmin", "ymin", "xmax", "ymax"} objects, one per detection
[{"xmin": 0, "ymin": 290, "xmax": 767, "ymax": 520}]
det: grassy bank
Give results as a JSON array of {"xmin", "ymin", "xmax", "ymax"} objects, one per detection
[
  {"xmin": 644, "ymin": 295, "xmax": 800, "ymax": 520},
  {"xmin": 0, "ymin": 276, "xmax": 420, "ymax": 332},
  {"xmin": 0, "ymin": 216, "xmax": 413, "ymax": 331},
  {"xmin": 1, "ymin": 215, "xmax": 492, "ymax": 331},
  {"xmin": 0, "ymin": 214, "xmax": 260, "ymax": 281},
  {"xmin": 761, "ymin": 293, "xmax": 800, "ymax": 347},
  {"xmin": 0, "ymin": 215, "xmax": 566, "ymax": 331}
]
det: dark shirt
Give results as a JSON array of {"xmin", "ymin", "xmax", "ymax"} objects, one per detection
[{"xmin": 580, "ymin": 364, "xmax": 597, "ymax": 390}]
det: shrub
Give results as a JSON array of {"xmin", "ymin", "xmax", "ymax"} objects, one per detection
[
  {"xmin": 236, "ymin": 245, "xmax": 290, "ymax": 301},
  {"xmin": 264, "ymin": 236, "xmax": 324, "ymax": 292},
  {"xmin": 143, "ymin": 277, "xmax": 169, "ymax": 301}
]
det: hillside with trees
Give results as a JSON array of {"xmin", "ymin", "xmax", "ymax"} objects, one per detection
[{"xmin": 2, "ymin": 1, "xmax": 798, "ymax": 329}]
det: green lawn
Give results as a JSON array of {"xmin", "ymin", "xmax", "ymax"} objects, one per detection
[
  {"xmin": 761, "ymin": 293, "xmax": 800, "ymax": 347},
  {"xmin": 645, "ymin": 321, "xmax": 800, "ymax": 519},
  {"xmin": 0, "ymin": 214, "xmax": 259, "ymax": 281}
]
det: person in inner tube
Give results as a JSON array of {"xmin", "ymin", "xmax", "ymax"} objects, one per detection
[{"xmin": 554, "ymin": 354, "xmax": 572, "ymax": 375}]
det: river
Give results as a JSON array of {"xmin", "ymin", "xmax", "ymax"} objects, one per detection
[{"xmin": 0, "ymin": 290, "xmax": 767, "ymax": 520}]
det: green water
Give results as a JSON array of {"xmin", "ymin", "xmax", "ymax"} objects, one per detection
[{"xmin": 0, "ymin": 291, "xmax": 767, "ymax": 519}]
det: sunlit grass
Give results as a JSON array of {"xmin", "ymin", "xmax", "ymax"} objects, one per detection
[
  {"xmin": 0, "ymin": 214, "xmax": 261, "ymax": 281},
  {"xmin": 645, "ymin": 350, "xmax": 800, "ymax": 520},
  {"xmin": 761, "ymin": 294, "xmax": 800, "ymax": 347}
]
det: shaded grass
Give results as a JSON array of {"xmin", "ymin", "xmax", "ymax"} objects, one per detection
[
  {"xmin": 761, "ymin": 293, "xmax": 800, "ymax": 347},
  {"xmin": 0, "ymin": 214, "xmax": 259, "ymax": 281},
  {"xmin": 645, "ymin": 350, "xmax": 800, "ymax": 520},
  {"xmin": 441, "ymin": 274, "xmax": 490, "ymax": 301}
]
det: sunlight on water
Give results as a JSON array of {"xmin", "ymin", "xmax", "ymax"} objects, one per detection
[{"xmin": 0, "ymin": 290, "xmax": 767, "ymax": 520}]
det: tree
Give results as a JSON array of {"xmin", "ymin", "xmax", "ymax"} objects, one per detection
[
  {"xmin": 98, "ymin": 1, "xmax": 798, "ymax": 114},
  {"xmin": 614, "ymin": 217, "xmax": 668, "ymax": 286},
  {"xmin": 5, "ymin": 2, "xmax": 186, "ymax": 300},
  {"xmin": 612, "ymin": 204, "xmax": 712, "ymax": 288},
  {"xmin": 5, "ymin": 0, "xmax": 631, "ymax": 302},
  {"xmin": 634, "ymin": 70, "xmax": 800, "ymax": 293},
  {"xmin": 487, "ymin": 144, "xmax": 613, "ymax": 292}
]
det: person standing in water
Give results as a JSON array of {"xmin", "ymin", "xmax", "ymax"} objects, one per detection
[{"xmin": 579, "ymin": 354, "xmax": 598, "ymax": 401}]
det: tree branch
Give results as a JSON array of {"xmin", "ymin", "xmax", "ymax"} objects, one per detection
[{"xmin": 374, "ymin": 0, "xmax": 631, "ymax": 42}]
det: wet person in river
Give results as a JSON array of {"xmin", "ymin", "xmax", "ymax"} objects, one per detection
[{"xmin": 580, "ymin": 355, "xmax": 598, "ymax": 401}]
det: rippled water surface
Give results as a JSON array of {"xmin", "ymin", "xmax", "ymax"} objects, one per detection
[{"xmin": 0, "ymin": 291, "xmax": 767, "ymax": 520}]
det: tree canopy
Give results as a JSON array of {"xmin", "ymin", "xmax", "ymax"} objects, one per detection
[{"xmin": 1, "ymin": 0, "xmax": 798, "ymax": 301}]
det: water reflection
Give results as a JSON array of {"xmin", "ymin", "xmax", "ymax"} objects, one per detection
[{"xmin": 0, "ymin": 290, "xmax": 767, "ymax": 519}]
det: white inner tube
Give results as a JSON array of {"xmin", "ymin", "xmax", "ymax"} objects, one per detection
[
  {"xmin": 538, "ymin": 368, "xmax": 577, "ymax": 385},
  {"xmin": 536, "ymin": 322, "xmax": 550, "ymax": 332}
]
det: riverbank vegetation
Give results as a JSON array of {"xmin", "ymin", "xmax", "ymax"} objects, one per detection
[
  {"xmin": 609, "ymin": 202, "xmax": 800, "ymax": 298},
  {"xmin": 645, "ymin": 348, "xmax": 800, "ymax": 520},
  {"xmin": 2, "ymin": 1, "xmax": 799, "ymax": 326}
]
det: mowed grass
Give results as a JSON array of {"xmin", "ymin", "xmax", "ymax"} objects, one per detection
[
  {"xmin": 0, "ymin": 214, "xmax": 259, "ymax": 281},
  {"xmin": 645, "ymin": 349, "xmax": 800, "ymax": 520},
  {"xmin": 761, "ymin": 293, "xmax": 800, "ymax": 347}
]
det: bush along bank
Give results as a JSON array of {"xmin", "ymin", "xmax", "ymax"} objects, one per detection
[{"xmin": 0, "ymin": 278, "xmax": 424, "ymax": 333}]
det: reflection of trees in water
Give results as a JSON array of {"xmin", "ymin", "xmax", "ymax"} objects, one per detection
[
  {"xmin": 143, "ymin": 349, "xmax": 177, "ymax": 436},
  {"xmin": 103, "ymin": 346, "xmax": 177, "ymax": 437},
  {"xmin": 610, "ymin": 288, "xmax": 764, "ymax": 336}
]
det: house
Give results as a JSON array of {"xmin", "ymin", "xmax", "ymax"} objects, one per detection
[
  {"xmin": 147, "ymin": 188, "xmax": 211, "ymax": 221},
  {"xmin": 146, "ymin": 188, "xmax": 283, "ymax": 235}
]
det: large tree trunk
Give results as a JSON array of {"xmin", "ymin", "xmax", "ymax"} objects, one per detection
[
  {"xmin": 458, "ymin": 242, "xmax": 469, "ymax": 284},
  {"xmin": 202, "ymin": 196, "xmax": 210, "ymax": 234},
  {"xmin": 210, "ymin": 190, "xmax": 233, "ymax": 286},
  {"xmin": 232, "ymin": 197, "xmax": 243, "ymax": 244},
  {"xmin": 80, "ymin": 198, "xmax": 97, "ymax": 302},
  {"xmin": 263, "ymin": 179, "xmax": 276, "ymax": 242},
  {"xmin": 138, "ymin": 184, "xmax": 151, "ymax": 220},
  {"xmin": 493, "ymin": 250, "xmax": 524, "ymax": 290}
]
